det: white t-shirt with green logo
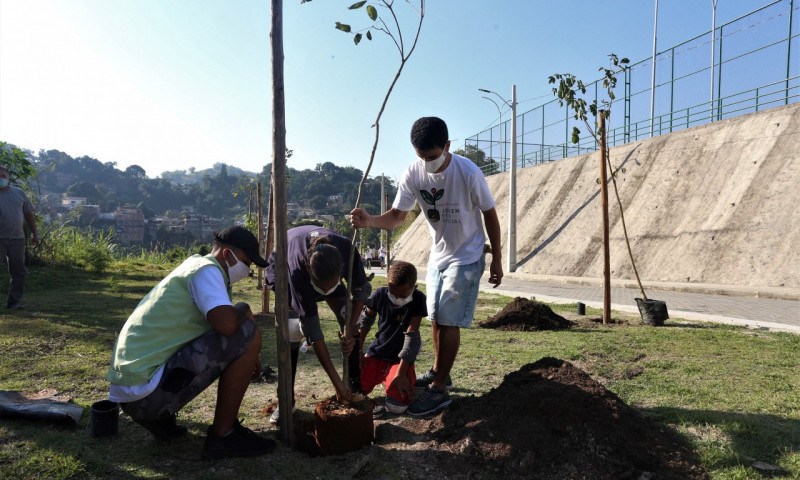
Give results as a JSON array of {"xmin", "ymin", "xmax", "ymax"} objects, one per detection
[{"xmin": 393, "ymin": 153, "xmax": 495, "ymax": 271}]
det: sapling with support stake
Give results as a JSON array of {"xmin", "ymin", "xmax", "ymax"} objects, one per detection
[
  {"xmin": 307, "ymin": 0, "xmax": 426, "ymax": 387},
  {"xmin": 550, "ymin": 54, "xmax": 668, "ymax": 326}
]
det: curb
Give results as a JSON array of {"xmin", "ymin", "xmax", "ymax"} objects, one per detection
[{"xmin": 500, "ymin": 272, "xmax": 800, "ymax": 301}]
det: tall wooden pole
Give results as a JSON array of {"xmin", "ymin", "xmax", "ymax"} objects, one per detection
[
  {"xmin": 384, "ymin": 193, "xmax": 390, "ymax": 268},
  {"xmin": 262, "ymin": 180, "xmax": 275, "ymax": 314},
  {"xmin": 257, "ymin": 182, "xmax": 264, "ymax": 290},
  {"xmin": 599, "ymin": 114, "xmax": 611, "ymax": 325},
  {"xmin": 271, "ymin": 0, "xmax": 293, "ymax": 443}
]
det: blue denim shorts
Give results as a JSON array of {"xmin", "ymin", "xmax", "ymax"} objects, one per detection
[{"xmin": 425, "ymin": 256, "xmax": 485, "ymax": 328}]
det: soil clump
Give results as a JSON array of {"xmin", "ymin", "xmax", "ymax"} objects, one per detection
[
  {"xmin": 479, "ymin": 297, "xmax": 573, "ymax": 331},
  {"xmin": 428, "ymin": 357, "xmax": 707, "ymax": 479}
]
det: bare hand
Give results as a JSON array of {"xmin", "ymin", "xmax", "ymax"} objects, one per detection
[
  {"xmin": 251, "ymin": 355, "xmax": 262, "ymax": 381},
  {"xmin": 335, "ymin": 383, "xmax": 352, "ymax": 404},
  {"xmin": 389, "ymin": 375, "xmax": 412, "ymax": 398},
  {"xmin": 235, "ymin": 302, "xmax": 255, "ymax": 321},
  {"xmin": 488, "ymin": 257, "xmax": 503, "ymax": 288},
  {"xmin": 339, "ymin": 331, "xmax": 355, "ymax": 356},
  {"xmin": 349, "ymin": 208, "xmax": 371, "ymax": 229}
]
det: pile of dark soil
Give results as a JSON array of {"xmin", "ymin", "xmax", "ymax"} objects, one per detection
[
  {"xmin": 431, "ymin": 357, "xmax": 707, "ymax": 479},
  {"xmin": 479, "ymin": 297, "xmax": 573, "ymax": 331}
]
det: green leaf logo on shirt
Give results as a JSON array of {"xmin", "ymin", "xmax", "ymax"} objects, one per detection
[{"xmin": 420, "ymin": 188, "xmax": 444, "ymax": 222}]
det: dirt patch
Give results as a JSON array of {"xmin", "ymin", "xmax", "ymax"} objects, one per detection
[
  {"xmin": 424, "ymin": 357, "xmax": 707, "ymax": 479},
  {"xmin": 479, "ymin": 297, "xmax": 574, "ymax": 331}
]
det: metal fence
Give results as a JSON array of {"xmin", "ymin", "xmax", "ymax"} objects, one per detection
[{"xmin": 466, "ymin": 0, "xmax": 799, "ymax": 176}]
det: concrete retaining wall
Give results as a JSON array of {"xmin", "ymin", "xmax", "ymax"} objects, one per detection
[{"xmin": 392, "ymin": 103, "xmax": 800, "ymax": 289}]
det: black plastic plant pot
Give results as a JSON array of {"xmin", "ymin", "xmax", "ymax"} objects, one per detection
[
  {"xmin": 89, "ymin": 400, "xmax": 119, "ymax": 438},
  {"xmin": 635, "ymin": 298, "xmax": 669, "ymax": 326}
]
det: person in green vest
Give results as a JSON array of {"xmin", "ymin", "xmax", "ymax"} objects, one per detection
[{"xmin": 107, "ymin": 226, "xmax": 275, "ymax": 459}]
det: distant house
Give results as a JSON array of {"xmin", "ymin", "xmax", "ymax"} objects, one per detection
[
  {"xmin": 115, "ymin": 206, "xmax": 145, "ymax": 245},
  {"xmin": 61, "ymin": 196, "xmax": 87, "ymax": 210},
  {"xmin": 327, "ymin": 194, "xmax": 344, "ymax": 207},
  {"xmin": 287, "ymin": 202, "xmax": 303, "ymax": 219}
]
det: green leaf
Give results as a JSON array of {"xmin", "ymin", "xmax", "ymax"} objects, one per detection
[
  {"xmin": 366, "ymin": 4, "xmax": 378, "ymax": 21},
  {"xmin": 433, "ymin": 189, "xmax": 445, "ymax": 201},
  {"xmin": 354, "ymin": 33, "xmax": 362, "ymax": 45},
  {"xmin": 571, "ymin": 127, "xmax": 580, "ymax": 144},
  {"xmin": 366, "ymin": 30, "xmax": 372, "ymax": 40},
  {"xmin": 349, "ymin": 1, "xmax": 367, "ymax": 9},
  {"xmin": 335, "ymin": 22, "xmax": 352, "ymax": 33},
  {"xmin": 420, "ymin": 190, "xmax": 434, "ymax": 205}
]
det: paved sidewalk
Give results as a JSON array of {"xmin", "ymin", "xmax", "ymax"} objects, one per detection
[
  {"xmin": 488, "ymin": 273, "xmax": 800, "ymax": 334},
  {"xmin": 366, "ymin": 267, "xmax": 800, "ymax": 333}
]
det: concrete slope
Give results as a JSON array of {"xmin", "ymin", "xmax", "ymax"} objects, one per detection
[{"xmin": 393, "ymin": 103, "xmax": 800, "ymax": 290}]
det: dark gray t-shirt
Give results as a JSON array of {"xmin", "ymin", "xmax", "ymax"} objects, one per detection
[{"xmin": 0, "ymin": 186, "xmax": 33, "ymax": 238}]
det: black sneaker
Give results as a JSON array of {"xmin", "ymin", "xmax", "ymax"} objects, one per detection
[
  {"xmin": 407, "ymin": 385, "xmax": 451, "ymax": 417},
  {"xmin": 415, "ymin": 369, "xmax": 452, "ymax": 391},
  {"xmin": 203, "ymin": 419, "xmax": 277, "ymax": 460},
  {"xmin": 131, "ymin": 413, "xmax": 188, "ymax": 441}
]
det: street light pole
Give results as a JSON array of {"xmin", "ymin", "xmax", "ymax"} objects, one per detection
[
  {"xmin": 480, "ymin": 95, "xmax": 503, "ymax": 169},
  {"xmin": 479, "ymin": 86, "xmax": 517, "ymax": 273}
]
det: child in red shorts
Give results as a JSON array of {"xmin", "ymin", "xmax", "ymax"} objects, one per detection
[{"xmin": 358, "ymin": 261, "xmax": 427, "ymax": 415}]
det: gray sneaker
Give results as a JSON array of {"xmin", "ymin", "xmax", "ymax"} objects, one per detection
[
  {"xmin": 415, "ymin": 369, "xmax": 452, "ymax": 390},
  {"xmin": 407, "ymin": 385, "xmax": 451, "ymax": 417}
]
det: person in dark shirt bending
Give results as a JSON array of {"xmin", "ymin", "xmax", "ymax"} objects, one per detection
[{"xmin": 265, "ymin": 225, "xmax": 371, "ymax": 423}]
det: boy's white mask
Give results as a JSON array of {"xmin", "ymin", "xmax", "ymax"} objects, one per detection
[{"xmin": 424, "ymin": 150, "xmax": 447, "ymax": 173}]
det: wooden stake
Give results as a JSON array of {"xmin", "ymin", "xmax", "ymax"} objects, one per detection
[
  {"xmin": 599, "ymin": 114, "xmax": 611, "ymax": 325},
  {"xmin": 271, "ymin": 0, "xmax": 293, "ymax": 444},
  {"xmin": 257, "ymin": 181, "xmax": 264, "ymax": 290},
  {"xmin": 262, "ymin": 180, "xmax": 275, "ymax": 314}
]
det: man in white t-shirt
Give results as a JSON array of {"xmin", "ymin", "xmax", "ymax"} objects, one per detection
[{"xmin": 350, "ymin": 116, "xmax": 503, "ymax": 416}]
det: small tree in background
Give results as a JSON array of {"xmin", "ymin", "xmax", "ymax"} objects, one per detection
[{"xmin": 549, "ymin": 55, "xmax": 651, "ymax": 324}]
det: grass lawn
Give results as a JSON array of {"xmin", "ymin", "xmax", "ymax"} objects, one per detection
[{"xmin": 0, "ymin": 263, "xmax": 798, "ymax": 479}]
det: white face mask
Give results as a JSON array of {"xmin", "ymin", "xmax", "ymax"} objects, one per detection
[
  {"xmin": 387, "ymin": 291, "xmax": 413, "ymax": 307},
  {"xmin": 226, "ymin": 251, "xmax": 251, "ymax": 284},
  {"xmin": 312, "ymin": 280, "xmax": 339, "ymax": 296},
  {"xmin": 424, "ymin": 150, "xmax": 447, "ymax": 173},
  {"xmin": 0, "ymin": 178, "xmax": 8, "ymax": 188}
]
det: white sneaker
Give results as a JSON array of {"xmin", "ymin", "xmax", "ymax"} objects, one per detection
[
  {"xmin": 269, "ymin": 405, "xmax": 296, "ymax": 424},
  {"xmin": 385, "ymin": 398, "xmax": 408, "ymax": 415}
]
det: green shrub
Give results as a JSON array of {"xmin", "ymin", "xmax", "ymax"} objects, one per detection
[{"xmin": 30, "ymin": 224, "xmax": 115, "ymax": 272}]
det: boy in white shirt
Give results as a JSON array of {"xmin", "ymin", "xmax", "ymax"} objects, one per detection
[{"xmin": 350, "ymin": 116, "xmax": 503, "ymax": 415}]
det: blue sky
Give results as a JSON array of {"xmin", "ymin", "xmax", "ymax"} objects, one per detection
[{"xmin": 0, "ymin": 0, "xmax": 765, "ymax": 182}]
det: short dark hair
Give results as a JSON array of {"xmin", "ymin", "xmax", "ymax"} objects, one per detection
[
  {"xmin": 307, "ymin": 237, "xmax": 342, "ymax": 285},
  {"xmin": 410, "ymin": 117, "xmax": 448, "ymax": 150},
  {"xmin": 387, "ymin": 260, "xmax": 416, "ymax": 286}
]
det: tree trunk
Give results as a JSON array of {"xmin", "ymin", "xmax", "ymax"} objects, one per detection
[{"xmin": 271, "ymin": 0, "xmax": 293, "ymax": 444}]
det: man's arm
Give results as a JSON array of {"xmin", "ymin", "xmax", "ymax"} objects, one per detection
[
  {"xmin": 389, "ymin": 314, "xmax": 423, "ymax": 398},
  {"xmin": 350, "ymin": 207, "xmax": 408, "ymax": 231},
  {"xmin": 482, "ymin": 207, "xmax": 504, "ymax": 287},
  {"xmin": 207, "ymin": 302, "xmax": 253, "ymax": 336},
  {"xmin": 23, "ymin": 211, "xmax": 38, "ymax": 246}
]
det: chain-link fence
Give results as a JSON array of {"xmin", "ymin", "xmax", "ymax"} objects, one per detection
[{"xmin": 466, "ymin": 0, "xmax": 799, "ymax": 175}]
